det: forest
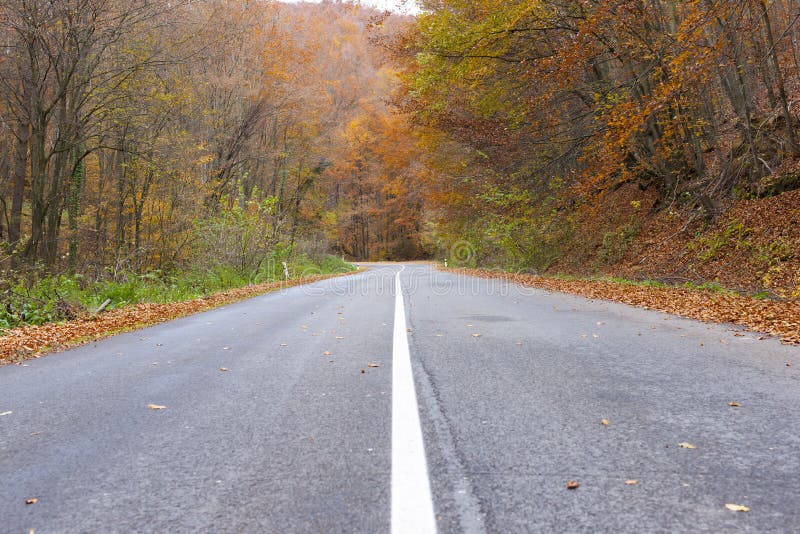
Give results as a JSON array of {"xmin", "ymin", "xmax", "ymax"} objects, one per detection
[
  {"xmin": 0, "ymin": 0, "xmax": 426, "ymax": 328},
  {"xmin": 2, "ymin": 0, "xmax": 800, "ymax": 331},
  {"xmin": 400, "ymin": 0, "xmax": 800, "ymax": 298}
]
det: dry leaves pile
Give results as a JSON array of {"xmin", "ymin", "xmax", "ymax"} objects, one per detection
[
  {"xmin": 446, "ymin": 268, "xmax": 800, "ymax": 345},
  {"xmin": 0, "ymin": 272, "xmax": 355, "ymax": 365}
]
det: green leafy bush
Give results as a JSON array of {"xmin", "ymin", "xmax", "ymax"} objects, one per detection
[
  {"xmin": 0, "ymin": 254, "xmax": 355, "ymax": 333},
  {"xmin": 598, "ymin": 217, "xmax": 641, "ymax": 265}
]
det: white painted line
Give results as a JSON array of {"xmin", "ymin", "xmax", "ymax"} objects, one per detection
[{"xmin": 392, "ymin": 267, "xmax": 437, "ymax": 534}]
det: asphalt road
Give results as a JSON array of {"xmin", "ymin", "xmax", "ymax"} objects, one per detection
[{"xmin": 1, "ymin": 263, "xmax": 799, "ymax": 532}]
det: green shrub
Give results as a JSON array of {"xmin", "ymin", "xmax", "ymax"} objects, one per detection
[
  {"xmin": 598, "ymin": 217, "xmax": 641, "ymax": 265},
  {"xmin": 0, "ymin": 253, "xmax": 355, "ymax": 333}
]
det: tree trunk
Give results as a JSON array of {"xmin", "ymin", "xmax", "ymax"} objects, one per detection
[
  {"xmin": 25, "ymin": 110, "xmax": 48, "ymax": 262},
  {"xmin": 9, "ymin": 118, "xmax": 29, "ymax": 257},
  {"xmin": 759, "ymin": 0, "xmax": 800, "ymax": 155},
  {"xmin": 68, "ymin": 146, "xmax": 85, "ymax": 272}
]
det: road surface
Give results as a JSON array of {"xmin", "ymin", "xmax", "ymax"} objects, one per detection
[{"xmin": 1, "ymin": 263, "xmax": 799, "ymax": 532}]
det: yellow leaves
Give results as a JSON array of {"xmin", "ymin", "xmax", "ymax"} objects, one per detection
[
  {"xmin": 195, "ymin": 153, "xmax": 215, "ymax": 166},
  {"xmin": 728, "ymin": 401, "xmax": 741, "ymax": 407},
  {"xmin": 600, "ymin": 419, "xmax": 610, "ymax": 426},
  {"xmin": 725, "ymin": 504, "xmax": 750, "ymax": 512},
  {"xmin": 678, "ymin": 442, "xmax": 696, "ymax": 449}
]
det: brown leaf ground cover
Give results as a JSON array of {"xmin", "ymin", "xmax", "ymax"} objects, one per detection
[
  {"xmin": 0, "ymin": 271, "xmax": 358, "ymax": 365},
  {"xmin": 548, "ymin": 188, "xmax": 800, "ymax": 298},
  {"xmin": 445, "ymin": 268, "xmax": 800, "ymax": 345},
  {"xmin": 618, "ymin": 189, "xmax": 800, "ymax": 297}
]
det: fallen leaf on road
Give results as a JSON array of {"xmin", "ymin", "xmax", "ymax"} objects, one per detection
[
  {"xmin": 147, "ymin": 404, "xmax": 167, "ymax": 410},
  {"xmin": 323, "ymin": 351, "xmax": 332, "ymax": 356},
  {"xmin": 280, "ymin": 343, "xmax": 287, "ymax": 347},
  {"xmin": 335, "ymin": 336, "xmax": 344, "ymax": 340},
  {"xmin": 725, "ymin": 504, "xmax": 750, "ymax": 512},
  {"xmin": 222, "ymin": 347, "xmax": 230, "ymax": 350},
  {"xmin": 219, "ymin": 367, "xmax": 228, "ymax": 372},
  {"xmin": 407, "ymin": 328, "xmax": 412, "ymax": 332},
  {"xmin": 601, "ymin": 419, "xmax": 610, "ymax": 426},
  {"xmin": 25, "ymin": 498, "xmax": 38, "ymax": 505},
  {"xmin": 625, "ymin": 480, "xmax": 638, "ymax": 485},
  {"xmin": 597, "ymin": 321, "xmax": 606, "ymax": 325},
  {"xmin": 728, "ymin": 401, "xmax": 741, "ymax": 407},
  {"xmin": 471, "ymin": 333, "xmax": 482, "ymax": 338},
  {"xmin": 678, "ymin": 442, "xmax": 696, "ymax": 449},
  {"xmin": 368, "ymin": 363, "xmax": 380, "ymax": 368},
  {"xmin": 566, "ymin": 481, "xmax": 580, "ymax": 490},
  {"xmin": 0, "ymin": 411, "xmax": 11, "ymax": 416},
  {"xmin": 360, "ymin": 369, "xmax": 365, "ymax": 374},
  {"xmin": 592, "ymin": 334, "xmax": 599, "ymax": 338}
]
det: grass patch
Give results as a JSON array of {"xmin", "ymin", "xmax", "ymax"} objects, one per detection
[{"xmin": 0, "ymin": 254, "xmax": 355, "ymax": 333}]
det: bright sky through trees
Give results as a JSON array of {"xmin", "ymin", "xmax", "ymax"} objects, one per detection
[{"xmin": 281, "ymin": 0, "xmax": 420, "ymax": 15}]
